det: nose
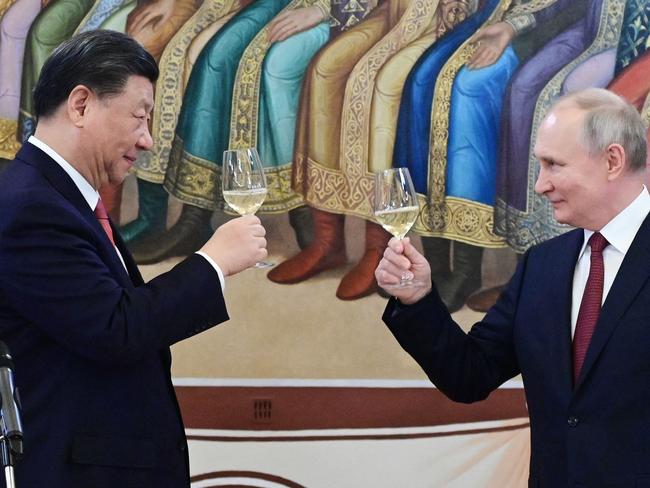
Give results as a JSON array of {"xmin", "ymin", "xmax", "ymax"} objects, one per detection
[
  {"xmin": 534, "ymin": 165, "xmax": 552, "ymax": 195},
  {"xmin": 137, "ymin": 125, "xmax": 154, "ymax": 151}
]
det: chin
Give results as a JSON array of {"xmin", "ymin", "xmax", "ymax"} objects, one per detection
[
  {"xmin": 552, "ymin": 212, "xmax": 569, "ymax": 225},
  {"xmin": 108, "ymin": 173, "xmax": 128, "ymax": 186}
]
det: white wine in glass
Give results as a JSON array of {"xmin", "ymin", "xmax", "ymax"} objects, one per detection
[
  {"xmin": 374, "ymin": 168, "xmax": 422, "ymax": 287},
  {"xmin": 222, "ymin": 148, "xmax": 273, "ymax": 268}
]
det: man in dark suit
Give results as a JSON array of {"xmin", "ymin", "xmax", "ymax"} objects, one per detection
[
  {"xmin": 375, "ymin": 88, "xmax": 650, "ymax": 487},
  {"xmin": 0, "ymin": 30, "xmax": 267, "ymax": 487}
]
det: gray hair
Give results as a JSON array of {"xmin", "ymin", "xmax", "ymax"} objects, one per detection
[{"xmin": 553, "ymin": 88, "xmax": 647, "ymax": 172}]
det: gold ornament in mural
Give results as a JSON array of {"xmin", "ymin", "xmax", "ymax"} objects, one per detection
[
  {"xmin": 506, "ymin": 0, "xmax": 560, "ymax": 19},
  {"xmin": 342, "ymin": 0, "xmax": 365, "ymax": 13},
  {"xmin": 0, "ymin": 0, "xmax": 16, "ymax": 19},
  {"xmin": 416, "ymin": 195, "xmax": 505, "ymax": 247},
  {"xmin": 0, "ymin": 120, "xmax": 21, "ymax": 160}
]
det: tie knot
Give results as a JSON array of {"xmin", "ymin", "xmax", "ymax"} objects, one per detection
[
  {"xmin": 588, "ymin": 232, "xmax": 609, "ymax": 253},
  {"xmin": 94, "ymin": 199, "xmax": 109, "ymax": 220}
]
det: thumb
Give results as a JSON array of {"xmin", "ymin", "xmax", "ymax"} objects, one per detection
[
  {"xmin": 401, "ymin": 237, "xmax": 426, "ymax": 264},
  {"xmin": 469, "ymin": 27, "xmax": 485, "ymax": 42}
]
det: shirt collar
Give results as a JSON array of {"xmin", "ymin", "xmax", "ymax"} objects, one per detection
[
  {"xmin": 28, "ymin": 135, "xmax": 99, "ymax": 211},
  {"xmin": 578, "ymin": 185, "xmax": 650, "ymax": 259}
]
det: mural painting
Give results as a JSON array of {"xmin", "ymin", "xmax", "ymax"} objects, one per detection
[{"xmin": 0, "ymin": 0, "xmax": 648, "ymax": 485}]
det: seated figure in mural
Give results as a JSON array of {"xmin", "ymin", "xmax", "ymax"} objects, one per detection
[
  {"xmin": 17, "ymin": 0, "xmax": 96, "ymax": 142},
  {"xmin": 394, "ymin": 0, "xmax": 592, "ymax": 313},
  {"xmin": 13, "ymin": 0, "xmax": 135, "ymax": 217},
  {"xmin": 466, "ymin": 0, "xmax": 635, "ymax": 311},
  {"xmin": 79, "ymin": 0, "xmax": 203, "ymax": 222},
  {"xmin": 0, "ymin": 0, "xmax": 41, "ymax": 163},
  {"xmin": 268, "ymin": 0, "xmax": 472, "ymax": 300},
  {"xmin": 126, "ymin": 0, "xmax": 337, "ymax": 264},
  {"xmin": 120, "ymin": 0, "xmax": 376, "ymax": 248},
  {"xmin": 119, "ymin": 0, "xmax": 250, "ymax": 244},
  {"xmin": 494, "ymin": 0, "xmax": 630, "ymax": 253}
]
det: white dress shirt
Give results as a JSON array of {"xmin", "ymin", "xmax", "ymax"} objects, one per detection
[
  {"xmin": 571, "ymin": 186, "xmax": 650, "ymax": 337},
  {"xmin": 27, "ymin": 136, "xmax": 225, "ymax": 289}
]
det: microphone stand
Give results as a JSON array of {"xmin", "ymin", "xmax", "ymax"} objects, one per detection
[{"xmin": 0, "ymin": 434, "xmax": 18, "ymax": 488}]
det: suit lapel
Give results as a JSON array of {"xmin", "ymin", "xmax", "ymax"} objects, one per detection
[
  {"xmin": 543, "ymin": 229, "xmax": 584, "ymax": 396},
  {"xmin": 575, "ymin": 213, "xmax": 650, "ymax": 389},
  {"xmin": 17, "ymin": 143, "xmax": 136, "ymax": 286},
  {"xmin": 113, "ymin": 226, "xmax": 144, "ymax": 286}
]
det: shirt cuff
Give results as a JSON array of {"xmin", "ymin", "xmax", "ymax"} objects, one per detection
[
  {"xmin": 503, "ymin": 14, "xmax": 536, "ymax": 36},
  {"xmin": 195, "ymin": 251, "xmax": 225, "ymax": 292}
]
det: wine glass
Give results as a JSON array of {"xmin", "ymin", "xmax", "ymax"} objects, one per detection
[
  {"xmin": 222, "ymin": 148, "xmax": 273, "ymax": 269},
  {"xmin": 374, "ymin": 168, "xmax": 422, "ymax": 287}
]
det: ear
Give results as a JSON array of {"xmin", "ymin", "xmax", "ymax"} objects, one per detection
[
  {"xmin": 605, "ymin": 143, "xmax": 626, "ymax": 181},
  {"xmin": 67, "ymin": 85, "xmax": 93, "ymax": 127}
]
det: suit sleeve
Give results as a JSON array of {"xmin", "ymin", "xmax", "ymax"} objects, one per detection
[
  {"xmin": 383, "ymin": 251, "xmax": 529, "ymax": 403},
  {"xmin": 0, "ymin": 198, "xmax": 229, "ymax": 366}
]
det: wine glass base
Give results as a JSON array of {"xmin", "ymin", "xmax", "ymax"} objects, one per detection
[
  {"xmin": 382, "ymin": 279, "xmax": 427, "ymax": 289},
  {"xmin": 254, "ymin": 260, "xmax": 275, "ymax": 269}
]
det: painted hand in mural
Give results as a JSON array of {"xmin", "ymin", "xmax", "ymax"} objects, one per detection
[
  {"xmin": 267, "ymin": 6, "xmax": 327, "ymax": 43},
  {"xmin": 467, "ymin": 21, "xmax": 516, "ymax": 70},
  {"xmin": 127, "ymin": 0, "xmax": 176, "ymax": 33},
  {"xmin": 200, "ymin": 215, "xmax": 268, "ymax": 276},
  {"xmin": 375, "ymin": 238, "xmax": 433, "ymax": 305}
]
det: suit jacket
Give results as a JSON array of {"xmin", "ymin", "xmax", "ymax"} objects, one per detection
[
  {"xmin": 0, "ymin": 143, "xmax": 229, "ymax": 487},
  {"xmin": 384, "ymin": 214, "xmax": 650, "ymax": 488}
]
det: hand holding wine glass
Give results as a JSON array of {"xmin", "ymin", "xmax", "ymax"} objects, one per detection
[
  {"xmin": 222, "ymin": 148, "xmax": 273, "ymax": 268},
  {"xmin": 374, "ymin": 168, "xmax": 423, "ymax": 288}
]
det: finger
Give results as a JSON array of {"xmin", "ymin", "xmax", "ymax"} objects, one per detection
[
  {"xmin": 387, "ymin": 236, "xmax": 405, "ymax": 254},
  {"xmin": 378, "ymin": 258, "xmax": 413, "ymax": 281},
  {"xmin": 130, "ymin": 10, "xmax": 152, "ymax": 32},
  {"xmin": 467, "ymin": 43, "xmax": 488, "ymax": 68},
  {"xmin": 267, "ymin": 16, "xmax": 293, "ymax": 39},
  {"xmin": 375, "ymin": 267, "xmax": 401, "ymax": 286},
  {"xmin": 269, "ymin": 22, "xmax": 295, "ymax": 42},
  {"xmin": 470, "ymin": 47, "xmax": 493, "ymax": 69},
  {"xmin": 272, "ymin": 9, "xmax": 293, "ymax": 23},
  {"xmin": 401, "ymin": 239, "xmax": 424, "ymax": 263},
  {"xmin": 150, "ymin": 13, "xmax": 165, "ymax": 30},
  {"xmin": 247, "ymin": 214, "xmax": 262, "ymax": 224},
  {"xmin": 383, "ymin": 247, "xmax": 413, "ymax": 271}
]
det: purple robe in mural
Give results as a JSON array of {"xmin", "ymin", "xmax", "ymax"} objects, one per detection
[{"xmin": 495, "ymin": 0, "xmax": 606, "ymax": 251}]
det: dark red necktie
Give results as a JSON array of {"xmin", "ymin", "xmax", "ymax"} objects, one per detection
[
  {"xmin": 573, "ymin": 232, "xmax": 609, "ymax": 384},
  {"xmin": 94, "ymin": 199, "xmax": 115, "ymax": 246}
]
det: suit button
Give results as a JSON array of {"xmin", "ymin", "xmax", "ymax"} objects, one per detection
[
  {"xmin": 178, "ymin": 440, "xmax": 187, "ymax": 452},
  {"xmin": 567, "ymin": 416, "xmax": 579, "ymax": 427}
]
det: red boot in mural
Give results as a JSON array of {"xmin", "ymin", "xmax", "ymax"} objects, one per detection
[
  {"xmin": 336, "ymin": 221, "xmax": 390, "ymax": 300},
  {"xmin": 267, "ymin": 207, "xmax": 347, "ymax": 284}
]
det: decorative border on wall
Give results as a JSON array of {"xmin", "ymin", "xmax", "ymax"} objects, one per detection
[{"xmin": 174, "ymin": 380, "xmax": 528, "ymax": 430}]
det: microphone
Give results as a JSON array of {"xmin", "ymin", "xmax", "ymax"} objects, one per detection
[{"xmin": 0, "ymin": 342, "xmax": 23, "ymax": 462}]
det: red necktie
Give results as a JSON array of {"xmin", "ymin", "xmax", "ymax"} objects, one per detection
[
  {"xmin": 94, "ymin": 199, "xmax": 115, "ymax": 246},
  {"xmin": 573, "ymin": 232, "xmax": 609, "ymax": 384}
]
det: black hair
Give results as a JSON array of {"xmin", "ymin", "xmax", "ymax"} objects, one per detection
[{"xmin": 33, "ymin": 30, "xmax": 159, "ymax": 119}]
